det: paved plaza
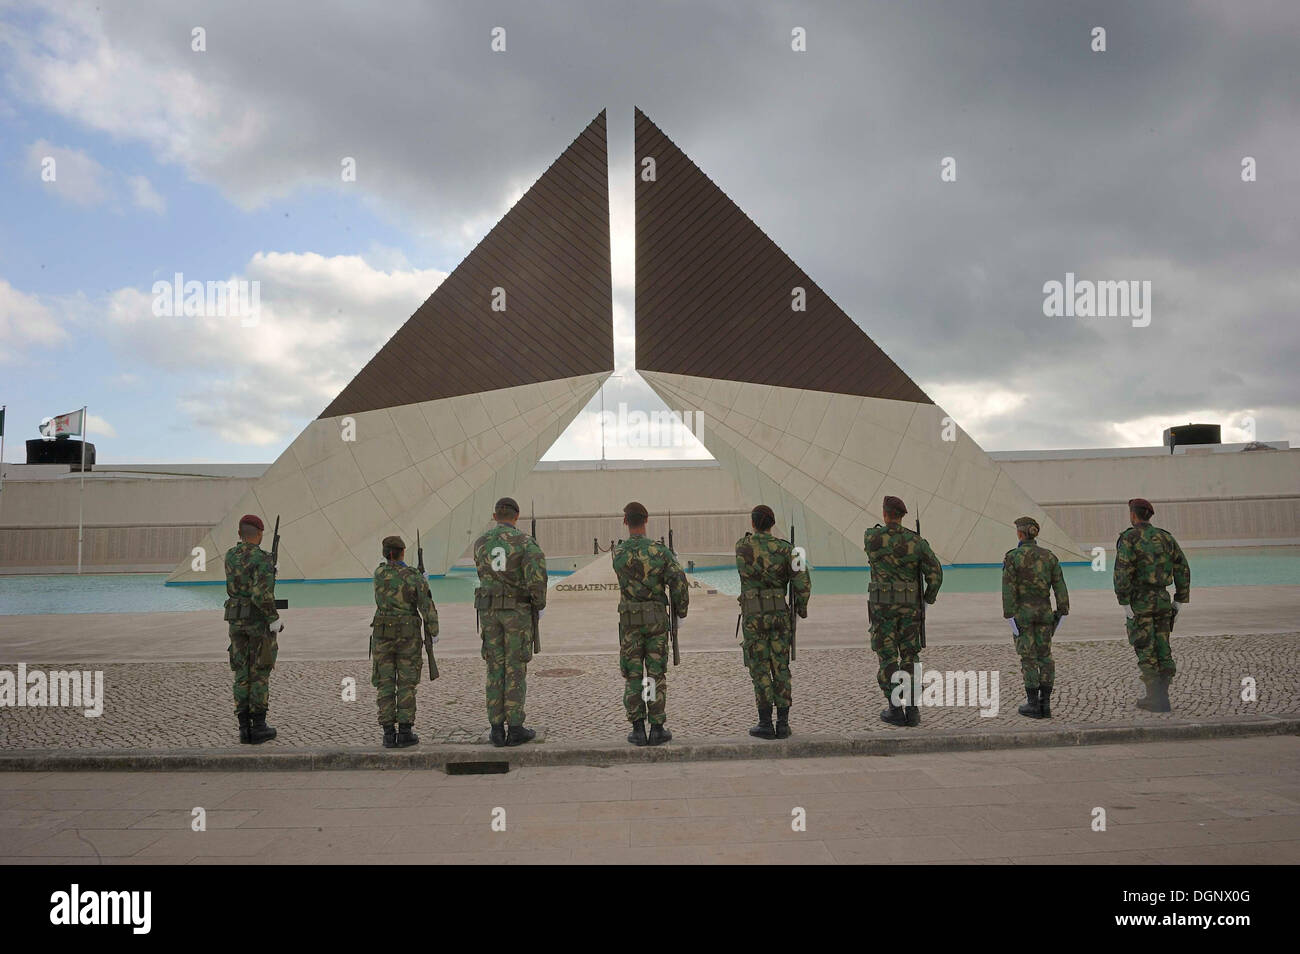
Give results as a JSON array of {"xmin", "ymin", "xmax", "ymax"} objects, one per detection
[
  {"xmin": 0, "ymin": 737, "xmax": 1296, "ymax": 864},
  {"xmin": 0, "ymin": 634, "xmax": 1295, "ymax": 751}
]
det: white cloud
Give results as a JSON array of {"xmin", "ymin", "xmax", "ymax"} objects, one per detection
[
  {"xmin": 26, "ymin": 139, "xmax": 110, "ymax": 206},
  {"xmin": 0, "ymin": 279, "xmax": 68, "ymax": 357},
  {"xmin": 127, "ymin": 174, "xmax": 166, "ymax": 214},
  {"xmin": 86, "ymin": 413, "xmax": 116, "ymax": 437},
  {"xmin": 102, "ymin": 252, "xmax": 447, "ymax": 445}
]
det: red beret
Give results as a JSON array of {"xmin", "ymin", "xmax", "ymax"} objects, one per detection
[
  {"xmin": 882, "ymin": 495, "xmax": 908, "ymax": 516},
  {"xmin": 239, "ymin": 514, "xmax": 265, "ymax": 531},
  {"xmin": 1128, "ymin": 498, "xmax": 1155, "ymax": 518}
]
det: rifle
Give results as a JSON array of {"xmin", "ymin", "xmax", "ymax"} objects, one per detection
[
  {"xmin": 789, "ymin": 522, "xmax": 798, "ymax": 662},
  {"xmin": 529, "ymin": 502, "xmax": 540, "ymax": 654},
  {"xmin": 271, "ymin": 515, "xmax": 287, "ymax": 611},
  {"xmin": 916, "ymin": 516, "xmax": 926, "ymax": 649},
  {"xmin": 418, "ymin": 530, "xmax": 439, "ymax": 681},
  {"xmin": 667, "ymin": 513, "xmax": 680, "ymax": 666}
]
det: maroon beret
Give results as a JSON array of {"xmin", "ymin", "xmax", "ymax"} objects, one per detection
[
  {"xmin": 238, "ymin": 514, "xmax": 264, "ymax": 531},
  {"xmin": 623, "ymin": 501, "xmax": 649, "ymax": 522},
  {"xmin": 882, "ymin": 495, "xmax": 908, "ymax": 516},
  {"xmin": 1128, "ymin": 498, "xmax": 1155, "ymax": 518}
]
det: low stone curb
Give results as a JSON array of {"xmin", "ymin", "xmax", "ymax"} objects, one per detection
[{"xmin": 2, "ymin": 715, "xmax": 1296, "ymax": 772}]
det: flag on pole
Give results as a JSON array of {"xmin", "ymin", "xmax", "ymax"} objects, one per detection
[
  {"xmin": 41, "ymin": 409, "xmax": 84, "ymax": 438},
  {"xmin": 0, "ymin": 406, "xmax": 5, "ymax": 437}
]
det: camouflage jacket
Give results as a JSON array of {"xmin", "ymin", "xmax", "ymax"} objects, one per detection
[
  {"xmin": 473, "ymin": 521, "xmax": 547, "ymax": 611},
  {"xmin": 372, "ymin": 561, "xmax": 438, "ymax": 637},
  {"xmin": 613, "ymin": 534, "xmax": 689, "ymax": 618},
  {"xmin": 735, "ymin": 531, "xmax": 811, "ymax": 617},
  {"xmin": 1002, "ymin": 539, "xmax": 1069, "ymax": 623},
  {"xmin": 864, "ymin": 522, "xmax": 943, "ymax": 604},
  {"xmin": 1114, "ymin": 521, "xmax": 1190, "ymax": 612},
  {"xmin": 224, "ymin": 541, "xmax": 278, "ymax": 622}
]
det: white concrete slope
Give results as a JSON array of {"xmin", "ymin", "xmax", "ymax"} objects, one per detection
[
  {"xmin": 168, "ymin": 373, "xmax": 608, "ymax": 582},
  {"xmin": 641, "ymin": 371, "xmax": 1087, "ymax": 566}
]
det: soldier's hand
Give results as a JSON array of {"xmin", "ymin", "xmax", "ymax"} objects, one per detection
[
  {"xmin": 1124, "ymin": 606, "xmax": 1134, "ymax": 620},
  {"xmin": 1009, "ymin": 618, "xmax": 1020, "ymax": 637},
  {"xmin": 269, "ymin": 620, "xmax": 284, "ymax": 634}
]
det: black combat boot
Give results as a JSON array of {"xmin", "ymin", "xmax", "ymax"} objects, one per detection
[
  {"xmin": 880, "ymin": 703, "xmax": 907, "ymax": 726},
  {"xmin": 904, "ymin": 706, "xmax": 920, "ymax": 727},
  {"xmin": 382, "ymin": 723, "xmax": 397, "ymax": 748},
  {"xmin": 749, "ymin": 705, "xmax": 776, "ymax": 740},
  {"xmin": 489, "ymin": 723, "xmax": 507, "ymax": 747},
  {"xmin": 1136, "ymin": 679, "xmax": 1159, "ymax": 711},
  {"xmin": 627, "ymin": 719, "xmax": 648, "ymax": 746},
  {"xmin": 248, "ymin": 711, "xmax": 277, "ymax": 744},
  {"xmin": 505, "ymin": 724, "xmax": 536, "ymax": 746},
  {"xmin": 648, "ymin": 723, "xmax": 672, "ymax": 746},
  {"xmin": 237, "ymin": 711, "xmax": 251, "ymax": 744},
  {"xmin": 775, "ymin": 707, "xmax": 791, "ymax": 739},
  {"xmin": 1039, "ymin": 685, "xmax": 1053, "ymax": 718},
  {"xmin": 1018, "ymin": 688, "xmax": 1042, "ymax": 719},
  {"xmin": 394, "ymin": 723, "xmax": 418, "ymax": 747},
  {"xmin": 1154, "ymin": 676, "xmax": 1173, "ymax": 713}
]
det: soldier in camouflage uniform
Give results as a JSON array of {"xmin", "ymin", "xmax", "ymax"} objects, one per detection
[
  {"xmin": 865, "ymin": 495, "xmax": 942, "ymax": 727},
  {"xmin": 371, "ymin": 535, "xmax": 438, "ymax": 748},
  {"xmin": 473, "ymin": 497, "xmax": 547, "ymax": 747},
  {"xmin": 1002, "ymin": 516, "xmax": 1069, "ymax": 719},
  {"xmin": 735, "ymin": 505, "xmax": 811, "ymax": 740},
  {"xmin": 223, "ymin": 514, "xmax": 282, "ymax": 744},
  {"xmin": 1114, "ymin": 497, "xmax": 1190, "ymax": 713},
  {"xmin": 612, "ymin": 502, "xmax": 689, "ymax": 746}
]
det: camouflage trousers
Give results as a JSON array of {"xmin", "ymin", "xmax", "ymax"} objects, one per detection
[
  {"xmin": 228, "ymin": 624, "xmax": 278, "ymax": 715},
  {"xmin": 742, "ymin": 612, "xmax": 792, "ymax": 708},
  {"xmin": 481, "ymin": 609, "xmax": 532, "ymax": 726},
  {"xmin": 1127, "ymin": 611, "xmax": 1176, "ymax": 683},
  {"xmin": 371, "ymin": 625, "xmax": 423, "ymax": 726},
  {"xmin": 869, "ymin": 605, "xmax": 922, "ymax": 701},
  {"xmin": 1012, "ymin": 619, "xmax": 1055, "ymax": 690},
  {"xmin": 619, "ymin": 624, "xmax": 669, "ymax": 725}
]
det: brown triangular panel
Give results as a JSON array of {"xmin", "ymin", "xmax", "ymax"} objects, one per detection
[
  {"xmin": 634, "ymin": 108, "xmax": 931, "ymax": 404},
  {"xmin": 321, "ymin": 111, "xmax": 614, "ymax": 418}
]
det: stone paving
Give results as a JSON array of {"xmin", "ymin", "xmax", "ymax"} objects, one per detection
[
  {"xmin": 1, "ymin": 633, "xmax": 1295, "ymax": 750},
  {"xmin": 0, "ymin": 737, "xmax": 1296, "ymax": 864}
]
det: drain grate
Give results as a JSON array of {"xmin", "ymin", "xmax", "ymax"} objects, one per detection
[
  {"xmin": 445, "ymin": 761, "xmax": 509, "ymax": 775},
  {"xmin": 536, "ymin": 668, "xmax": 585, "ymax": 677}
]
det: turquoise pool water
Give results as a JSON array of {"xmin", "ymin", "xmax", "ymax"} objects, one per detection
[{"xmin": 1, "ymin": 548, "xmax": 1295, "ymax": 615}]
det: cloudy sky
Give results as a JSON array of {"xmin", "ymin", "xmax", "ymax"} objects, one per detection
[{"xmin": 1, "ymin": 0, "xmax": 1296, "ymax": 464}]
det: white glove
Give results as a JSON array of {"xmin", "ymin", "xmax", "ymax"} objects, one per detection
[
  {"xmin": 428, "ymin": 635, "xmax": 439, "ymax": 645},
  {"xmin": 538, "ymin": 609, "xmax": 545, "ymax": 618},
  {"xmin": 1008, "ymin": 618, "xmax": 1019, "ymax": 637},
  {"xmin": 1124, "ymin": 606, "xmax": 1135, "ymax": 620},
  {"xmin": 269, "ymin": 620, "xmax": 284, "ymax": 634}
]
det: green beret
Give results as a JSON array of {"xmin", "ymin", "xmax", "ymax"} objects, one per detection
[{"xmin": 1014, "ymin": 517, "xmax": 1040, "ymax": 536}]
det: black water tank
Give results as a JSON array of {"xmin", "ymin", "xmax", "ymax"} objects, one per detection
[
  {"xmin": 1162, "ymin": 423, "xmax": 1221, "ymax": 453},
  {"xmin": 25, "ymin": 438, "xmax": 96, "ymax": 469}
]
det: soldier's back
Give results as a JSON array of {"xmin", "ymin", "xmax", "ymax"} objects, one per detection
[{"xmin": 736, "ymin": 531, "xmax": 792, "ymax": 592}]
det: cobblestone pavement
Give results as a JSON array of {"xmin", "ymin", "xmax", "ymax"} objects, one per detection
[
  {"xmin": 0, "ymin": 737, "xmax": 1297, "ymax": 864},
  {"xmin": 1, "ymin": 634, "xmax": 1295, "ymax": 750}
]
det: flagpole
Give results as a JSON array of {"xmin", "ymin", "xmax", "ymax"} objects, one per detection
[
  {"xmin": 0, "ymin": 405, "xmax": 7, "ymax": 509},
  {"xmin": 77, "ymin": 405, "xmax": 87, "ymax": 574}
]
